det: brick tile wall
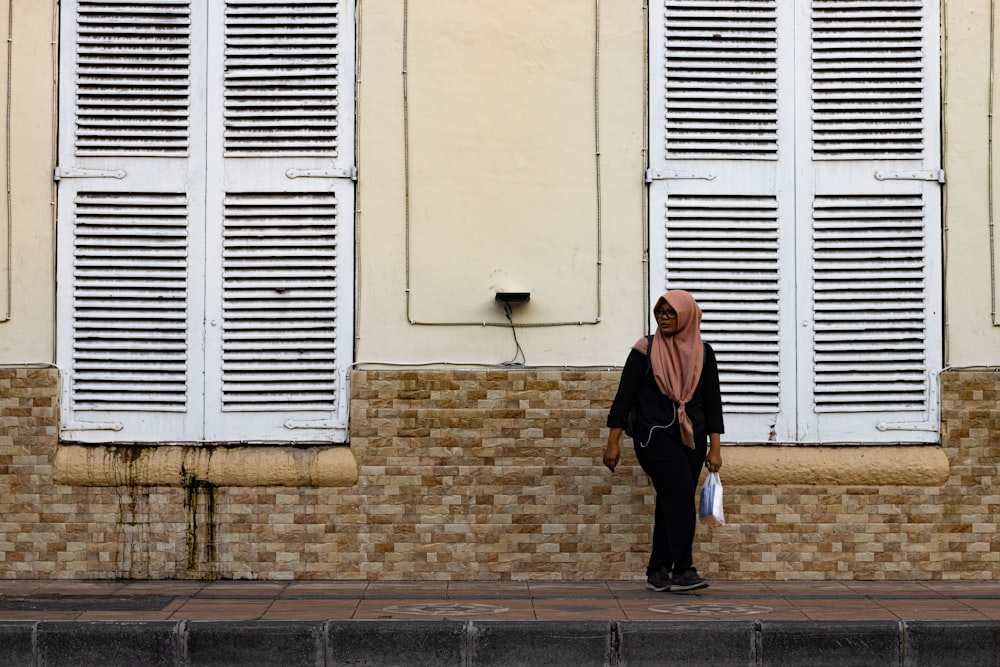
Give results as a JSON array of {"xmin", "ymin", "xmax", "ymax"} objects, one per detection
[{"xmin": 0, "ymin": 367, "xmax": 997, "ymax": 580}]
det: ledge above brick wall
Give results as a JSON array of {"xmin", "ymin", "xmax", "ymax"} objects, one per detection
[
  {"xmin": 52, "ymin": 444, "xmax": 359, "ymax": 487},
  {"xmin": 720, "ymin": 446, "xmax": 949, "ymax": 486}
]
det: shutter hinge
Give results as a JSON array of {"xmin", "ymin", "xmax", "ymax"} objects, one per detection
[
  {"xmin": 53, "ymin": 166, "xmax": 127, "ymax": 181},
  {"xmin": 63, "ymin": 419, "xmax": 124, "ymax": 432},
  {"xmin": 645, "ymin": 168, "xmax": 716, "ymax": 183},
  {"xmin": 284, "ymin": 419, "xmax": 337, "ymax": 429},
  {"xmin": 876, "ymin": 420, "xmax": 938, "ymax": 433},
  {"xmin": 285, "ymin": 166, "xmax": 357, "ymax": 181},
  {"xmin": 873, "ymin": 169, "xmax": 945, "ymax": 184}
]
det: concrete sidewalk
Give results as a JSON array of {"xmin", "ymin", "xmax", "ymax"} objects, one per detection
[{"xmin": 1, "ymin": 578, "xmax": 998, "ymax": 665}]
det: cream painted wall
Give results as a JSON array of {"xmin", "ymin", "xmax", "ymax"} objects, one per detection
[
  {"xmin": 4, "ymin": 0, "xmax": 988, "ymax": 371},
  {"xmin": 355, "ymin": 0, "xmax": 647, "ymax": 366},
  {"xmin": 0, "ymin": 1, "xmax": 56, "ymax": 363},
  {"xmin": 944, "ymin": 0, "xmax": 1000, "ymax": 366}
]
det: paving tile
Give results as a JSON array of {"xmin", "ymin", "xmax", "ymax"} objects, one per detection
[
  {"xmin": 606, "ymin": 586, "xmax": 670, "ymax": 602},
  {"xmin": 880, "ymin": 609, "xmax": 989, "ymax": 622},
  {"xmin": 281, "ymin": 581, "xmax": 370, "ymax": 597},
  {"xmin": 954, "ymin": 598, "xmax": 1000, "ymax": 620},
  {"xmin": 798, "ymin": 608, "xmax": 900, "ymax": 622},
  {"xmin": 447, "ymin": 581, "xmax": 530, "ymax": 597},
  {"xmin": 841, "ymin": 581, "xmax": 948, "ymax": 596},
  {"xmin": 620, "ymin": 596, "xmax": 809, "ymax": 622},
  {"xmin": 786, "ymin": 598, "xmax": 886, "ymax": 611},
  {"xmin": 528, "ymin": 582, "xmax": 613, "ymax": 598},
  {"xmin": 169, "ymin": 600, "xmax": 272, "ymax": 621},
  {"xmin": 33, "ymin": 582, "xmax": 126, "ymax": 595},
  {"xmin": 74, "ymin": 611, "xmax": 176, "ymax": 621},
  {"xmin": 701, "ymin": 581, "xmax": 782, "ymax": 597},
  {"xmin": 197, "ymin": 582, "xmax": 287, "ymax": 598},
  {"xmin": 363, "ymin": 581, "xmax": 449, "ymax": 597},
  {"xmin": 874, "ymin": 600, "xmax": 988, "ymax": 621},
  {"xmin": 0, "ymin": 611, "xmax": 83, "ymax": 621},
  {"xmin": 114, "ymin": 581, "xmax": 205, "ymax": 596},
  {"xmin": 71, "ymin": 598, "xmax": 187, "ymax": 621},
  {"xmin": 923, "ymin": 581, "xmax": 1000, "ymax": 595},
  {"xmin": 530, "ymin": 598, "xmax": 626, "ymax": 621},
  {"xmin": 0, "ymin": 581, "xmax": 49, "ymax": 594},
  {"xmin": 605, "ymin": 580, "xmax": 652, "ymax": 596},
  {"xmin": 353, "ymin": 597, "xmax": 535, "ymax": 621},
  {"xmin": 260, "ymin": 599, "xmax": 361, "ymax": 620},
  {"xmin": 764, "ymin": 581, "xmax": 856, "ymax": 596}
]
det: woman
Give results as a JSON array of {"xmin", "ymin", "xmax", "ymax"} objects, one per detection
[{"xmin": 603, "ymin": 290, "xmax": 723, "ymax": 592}]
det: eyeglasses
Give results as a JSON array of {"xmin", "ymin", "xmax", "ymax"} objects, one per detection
[{"xmin": 653, "ymin": 308, "xmax": 677, "ymax": 319}]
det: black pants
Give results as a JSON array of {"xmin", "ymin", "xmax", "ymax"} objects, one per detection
[{"xmin": 637, "ymin": 437, "xmax": 707, "ymax": 577}]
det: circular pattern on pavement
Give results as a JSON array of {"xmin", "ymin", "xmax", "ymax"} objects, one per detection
[
  {"xmin": 649, "ymin": 602, "xmax": 773, "ymax": 616},
  {"xmin": 382, "ymin": 602, "xmax": 510, "ymax": 616}
]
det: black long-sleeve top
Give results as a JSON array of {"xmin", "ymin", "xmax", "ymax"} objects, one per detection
[{"xmin": 607, "ymin": 341, "xmax": 724, "ymax": 462}]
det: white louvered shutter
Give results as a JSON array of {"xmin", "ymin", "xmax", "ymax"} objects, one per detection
[
  {"xmin": 201, "ymin": 0, "xmax": 354, "ymax": 442},
  {"xmin": 649, "ymin": 0, "xmax": 798, "ymax": 443},
  {"xmin": 649, "ymin": 0, "xmax": 941, "ymax": 444},
  {"xmin": 799, "ymin": 0, "xmax": 941, "ymax": 443},
  {"xmin": 58, "ymin": 0, "xmax": 355, "ymax": 444},
  {"xmin": 57, "ymin": 0, "xmax": 208, "ymax": 442}
]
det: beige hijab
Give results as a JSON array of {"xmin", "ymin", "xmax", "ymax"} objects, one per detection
[{"xmin": 632, "ymin": 290, "xmax": 704, "ymax": 448}]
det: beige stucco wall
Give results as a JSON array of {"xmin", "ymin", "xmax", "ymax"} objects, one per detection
[
  {"xmin": 0, "ymin": 0, "xmax": 994, "ymax": 370},
  {"xmin": 0, "ymin": 1, "xmax": 56, "ymax": 363},
  {"xmin": 944, "ymin": 0, "xmax": 1000, "ymax": 366},
  {"xmin": 355, "ymin": 0, "xmax": 647, "ymax": 366},
  {"xmin": 355, "ymin": 0, "xmax": 998, "ymax": 371}
]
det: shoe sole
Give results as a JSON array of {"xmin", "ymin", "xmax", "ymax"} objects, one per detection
[
  {"xmin": 645, "ymin": 582, "xmax": 669, "ymax": 592},
  {"xmin": 669, "ymin": 581, "xmax": 709, "ymax": 592}
]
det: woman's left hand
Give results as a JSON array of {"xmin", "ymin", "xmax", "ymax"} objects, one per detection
[
  {"xmin": 705, "ymin": 433, "xmax": 722, "ymax": 472},
  {"xmin": 604, "ymin": 428, "xmax": 623, "ymax": 472},
  {"xmin": 705, "ymin": 449, "xmax": 722, "ymax": 473}
]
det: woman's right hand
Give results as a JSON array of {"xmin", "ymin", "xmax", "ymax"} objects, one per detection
[{"xmin": 604, "ymin": 428, "xmax": 623, "ymax": 472}]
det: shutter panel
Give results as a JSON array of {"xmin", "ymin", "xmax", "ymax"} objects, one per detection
[
  {"xmin": 802, "ymin": 0, "xmax": 941, "ymax": 443},
  {"xmin": 223, "ymin": 0, "xmax": 342, "ymax": 156},
  {"xmin": 662, "ymin": 195, "xmax": 781, "ymax": 414},
  {"xmin": 650, "ymin": 0, "xmax": 797, "ymax": 442},
  {"xmin": 68, "ymin": 192, "xmax": 189, "ymax": 411},
  {"xmin": 219, "ymin": 192, "xmax": 341, "ymax": 412},
  {"xmin": 811, "ymin": 0, "xmax": 925, "ymax": 159},
  {"xmin": 660, "ymin": 0, "xmax": 779, "ymax": 160},
  {"xmin": 202, "ymin": 0, "xmax": 354, "ymax": 442},
  {"xmin": 58, "ymin": 0, "xmax": 207, "ymax": 443},
  {"xmin": 812, "ymin": 194, "xmax": 930, "ymax": 412},
  {"xmin": 73, "ymin": 0, "xmax": 192, "ymax": 156}
]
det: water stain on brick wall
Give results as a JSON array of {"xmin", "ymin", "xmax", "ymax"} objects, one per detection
[
  {"xmin": 105, "ymin": 446, "xmax": 152, "ymax": 579},
  {"xmin": 182, "ymin": 469, "xmax": 218, "ymax": 580}
]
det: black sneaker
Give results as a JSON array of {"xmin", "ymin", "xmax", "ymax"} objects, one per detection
[
  {"xmin": 669, "ymin": 568, "xmax": 708, "ymax": 592},
  {"xmin": 645, "ymin": 568, "xmax": 671, "ymax": 592}
]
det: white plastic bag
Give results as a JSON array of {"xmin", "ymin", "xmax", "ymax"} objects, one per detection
[{"xmin": 699, "ymin": 471, "xmax": 725, "ymax": 526}]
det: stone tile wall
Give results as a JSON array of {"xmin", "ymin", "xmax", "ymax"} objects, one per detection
[{"xmin": 0, "ymin": 367, "xmax": 997, "ymax": 580}]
